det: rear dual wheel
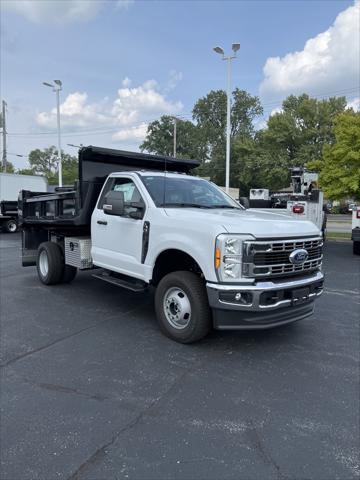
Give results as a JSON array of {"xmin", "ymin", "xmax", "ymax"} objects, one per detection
[{"xmin": 37, "ymin": 242, "xmax": 77, "ymax": 285}]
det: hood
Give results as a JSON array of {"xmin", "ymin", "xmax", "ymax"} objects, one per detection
[{"xmin": 164, "ymin": 207, "xmax": 320, "ymax": 238}]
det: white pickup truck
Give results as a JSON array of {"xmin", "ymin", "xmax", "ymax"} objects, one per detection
[{"xmin": 19, "ymin": 146, "xmax": 324, "ymax": 343}]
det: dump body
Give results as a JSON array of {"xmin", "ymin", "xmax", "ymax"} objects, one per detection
[{"xmin": 19, "ymin": 146, "xmax": 199, "ymax": 235}]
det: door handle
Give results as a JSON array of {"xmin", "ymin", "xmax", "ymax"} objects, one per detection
[{"xmin": 97, "ymin": 220, "xmax": 107, "ymax": 225}]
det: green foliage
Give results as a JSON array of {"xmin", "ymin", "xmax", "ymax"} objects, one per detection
[
  {"xmin": 192, "ymin": 89, "xmax": 263, "ymax": 185},
  {"xmin": 140, "ymin": 115, "xmax": 205, "ymax": 160},
  {"xmin": 262, "ymin": 94, "xmax": 347, "ymax": 168},
  {"xmin": 311, "ymin": 111, "xmax": 360, "ymax": 201},
  {"xmin": 17, "ymin": 146, "xmax": 78, "ymax": 185},
  {"xmin": 140, "ymin": 91, "xmax": 351, "ymax": 196},
  {"xmin": 2, "ymin": 160, "xmax": 15, "ymax": 173},
  {"xmin": 232, "ymin": 136, "xmax": 290, "ymax": 195}
]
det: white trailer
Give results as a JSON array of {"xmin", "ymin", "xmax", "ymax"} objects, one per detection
[
  {"xmin": 351, "ymin": 206, "xmax": 360, "ymax": 255},
  {"xmin": 246, "ymin": 168, "xmax": 326, "ymax": 237},
  {"xmin": 0, "ymin": 173, "xmax": 47, "ymax": 233}
]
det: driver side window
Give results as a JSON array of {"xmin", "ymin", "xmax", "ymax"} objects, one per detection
[{"xmin": 98, "ymin": 177, "xmax": 144, "ymax": 215}]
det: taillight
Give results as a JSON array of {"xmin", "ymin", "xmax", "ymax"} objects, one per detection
[
  {"xmin": 293, "ymin": 204, "xmax": 304, "ymax": 214},
  {"xmin": 357, "ymin": 209, "xmax": 360, "ymax": 219}
]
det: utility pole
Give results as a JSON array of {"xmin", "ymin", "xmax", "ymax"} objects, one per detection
[
  {"xmin": 1, "ymin": 100, "xmax": 7, "ymax": 172},
  {"xmin": 173, "ymin": 116, "xmax": 177, "ymax": 158}
]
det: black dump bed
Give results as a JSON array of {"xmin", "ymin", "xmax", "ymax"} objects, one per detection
[{"xmin": 19, "ymin": 146, "xmax": 199, "ymax": 235}]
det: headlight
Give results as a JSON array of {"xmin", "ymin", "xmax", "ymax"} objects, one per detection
[{"xmin": 215, "ymin": 235, "xmax": 244, "ymax": 282}]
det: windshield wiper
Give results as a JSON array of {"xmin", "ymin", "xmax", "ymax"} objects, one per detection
[
  {"xmin": 207, "ymin": 205, "xmax": 240, "ymax": 209},
  {"xmin": 161, "ymin": 202, "xmax": 211, "ymax": 209}
]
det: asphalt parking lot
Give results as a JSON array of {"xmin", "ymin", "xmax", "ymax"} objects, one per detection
[{"xmin": 1, "ymin": 233, "xmax": 359, "ymax": 480}]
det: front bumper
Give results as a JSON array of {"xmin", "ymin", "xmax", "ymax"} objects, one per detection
[{"xmin": 207, "ymin": 270, "xmax": 324, "ymax": 330}]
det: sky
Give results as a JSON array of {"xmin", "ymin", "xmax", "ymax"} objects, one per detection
[{"xmin": 1, "ymin": 0, "xmax": 359, "ymax": 169}]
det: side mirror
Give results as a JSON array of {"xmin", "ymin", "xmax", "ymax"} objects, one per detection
[
  {"xmin": 128, "ymin": 206, "xmax": 144, "ymax": 220},
  {"xmin": 238, "ymin": 196, "xmax": 250, "ymax": 209},
  {"xmin": 103, "ymin": 190, "xmax": 125, "ymax": 216}
]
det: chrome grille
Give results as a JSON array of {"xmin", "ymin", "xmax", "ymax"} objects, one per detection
[{"xmin": 243, "ymin": 237, "xmax": 323, "ymax": 278}]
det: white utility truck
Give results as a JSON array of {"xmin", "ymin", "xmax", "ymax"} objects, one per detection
[
  {"xmin": 351, "ymin": 206, "xmax": 360, "ymax": 255},
  {"xmin": 19, "ymin": 147, "xmax": 324, "ymax": 343},
  {"xmin": 0, "ymin": 172, "xmax": 47, "ymax": 233},
  {"xmin": 246, "ymin": 168, "xmax": 326, "ymax": 238}
]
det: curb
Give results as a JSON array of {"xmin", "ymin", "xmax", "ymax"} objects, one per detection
[{"xmin": 326, "ymin": 238, "xmax": 352, "ymax": 243}]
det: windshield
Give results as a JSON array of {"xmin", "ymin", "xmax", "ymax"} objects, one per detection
[{"xmin": 141, "ymin": 175, "xmax": 242, "ymax": 209}]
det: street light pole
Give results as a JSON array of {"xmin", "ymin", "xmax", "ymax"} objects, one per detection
[
  {"xmin": 55, "ymin": 85, "xmax": 62, "ymax": 187},
  {"xmin": 213, "ymin": 43, "xmax": 240, "ymax": 193},
  {"xmin": 43, "ymin": 80, "xmax": 63, "ymax": 187},
  {"xmin": 225, "ymin": 57, "xmax": 231, "ymax": 194},
  {"xmin": 173, "ymin": 117, "xmax": 177, "ymax": 158}
]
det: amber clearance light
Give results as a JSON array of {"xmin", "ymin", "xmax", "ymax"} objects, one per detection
[{"xmin": 215, "ymin": 248, "xmax": 221, "ymax": 269}]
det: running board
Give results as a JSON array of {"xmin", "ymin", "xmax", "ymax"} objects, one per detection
[{"xmin": 92, "ymin": 270, "xmax": 148, "ymax": 292}]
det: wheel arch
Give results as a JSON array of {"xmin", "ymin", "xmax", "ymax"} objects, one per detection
[{"xmin": 151, "ymin": 248, "xmax": 206, "ymax": 286}]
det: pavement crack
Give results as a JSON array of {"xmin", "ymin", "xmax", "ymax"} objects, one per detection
[
  {"xmin": 36, "ymin": 382, "xmax": 108, "ymax": 402},
  {"xmin": 67, "ymin": 368, "xmax": 193, "ymax": 480},
  {"xmin": 248, "ymin": 419, "xmax": 284, "ymax": 479},
  {"xmin": 0, "ymin": 305, "xmax": 143, "ymax": 369}
]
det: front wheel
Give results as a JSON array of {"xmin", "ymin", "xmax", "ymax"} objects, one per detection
[{"xmin": 155, "ymin": 271, "xmax": 211, "ymax": 343}]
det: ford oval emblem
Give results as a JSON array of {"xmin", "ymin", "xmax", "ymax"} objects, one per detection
[{"xmin": 289, "ymin": 248, "xmax": 309, "ymax": 265}]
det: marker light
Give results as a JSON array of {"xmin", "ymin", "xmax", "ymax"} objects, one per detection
[{"xmin": 293, "ymin": 204, "xmax": 305, "ymax": 214}]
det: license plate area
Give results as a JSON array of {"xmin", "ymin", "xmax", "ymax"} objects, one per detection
[{"xmin": 291, "ymin": 287, "xmax": 310, "ymax": 306}]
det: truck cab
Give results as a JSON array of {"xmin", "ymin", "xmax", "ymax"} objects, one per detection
[{"xmin": 19, "ymin": 146, "xmax": 324, "ymax": 343}]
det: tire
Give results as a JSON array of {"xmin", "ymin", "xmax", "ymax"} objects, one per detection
[
  {"xmin": 3, "ymin": 219, "xmax": 18, "ymax": 233},
  {"xmin": 322, "ymin": 227, "xmax": 326, "ymax": 242},
  {"xmin": 62, "ymin": 265, "xmax": 77, "ymax": 283},
  {"xmin": 353, "ymin": 241, "xmax": 360, "ymax": 255},
  {"xmin": 36, "ymin": 242, "xmax": 64, "ymax": 285},
  {"xmin": 155, "ymin": 271, "xmax": 211, "ymax": 343}
]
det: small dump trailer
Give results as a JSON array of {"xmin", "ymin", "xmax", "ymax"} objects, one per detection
[{"xmin": 0, "ymin": 173, "xmax": 47, "ymax": 233}]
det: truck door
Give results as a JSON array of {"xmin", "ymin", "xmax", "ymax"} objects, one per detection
[{"xmin": 91, "ymin": 176, "xmax": 147, "ymax": 279}]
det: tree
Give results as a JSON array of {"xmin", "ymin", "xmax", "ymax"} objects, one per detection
[
  {"xmin": 312, "ymin": 111, "xmax": 360, "ymax": 201},
  {"xmin": 140, "ymin": 115, "xmax": 204, "ymax": 160},
  {"xmin": 262, "ymin": 94, "xmax": 347, "ymax": 168},
  {"xmin": 192, "ymin": 89, "xmax": 263, "ymax": 185},
  {"xmin": 232, "ymin": 135, "xmax": 290, "ymax": 195},
  {"xmin": 2, "ymin": 160, "xmax": 15, "ymax": 173},
  {"xmin": 18, "ymin": 146, "xmax": 78, "ymax": 185}
]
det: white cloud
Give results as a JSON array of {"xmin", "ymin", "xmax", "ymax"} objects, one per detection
[
  {"xmin": 347, "ymin": 97, "xmax": 360, "ymax": 112},
  {"xmin": 3, "ymin": 0, "xmax": 134, "ymax": 24},
  {"xmin": 122, "ymin": 77, "xmax": 132, "ymax": 88},
  {"xmin": 3, "ymin": 0, "xmax": 104, "ymax": 24},
  {"xmin": 116, "ymin": 0, "xmax": 135, "ymax": 9},
  {"xmin": 260, "ymin": 1, "xmax": 360, "ymax": 99},
  {"xmin": 113, "ymin": 123, "xmax": 148, "ymax": 142},
  {"xmin": 36, "ymin": 79, "xmax": 183, "ymax": 145},
  {"xmin": 166, "ymin": 70, "xmax": 183, "ymax": 91},
  {"xmin": 37, "ymin": 92, "xmax": 112, "ymax": 128},
  {"xmin": 270, "ymin": 107, "xmax": 283, "ymax": 117}
]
